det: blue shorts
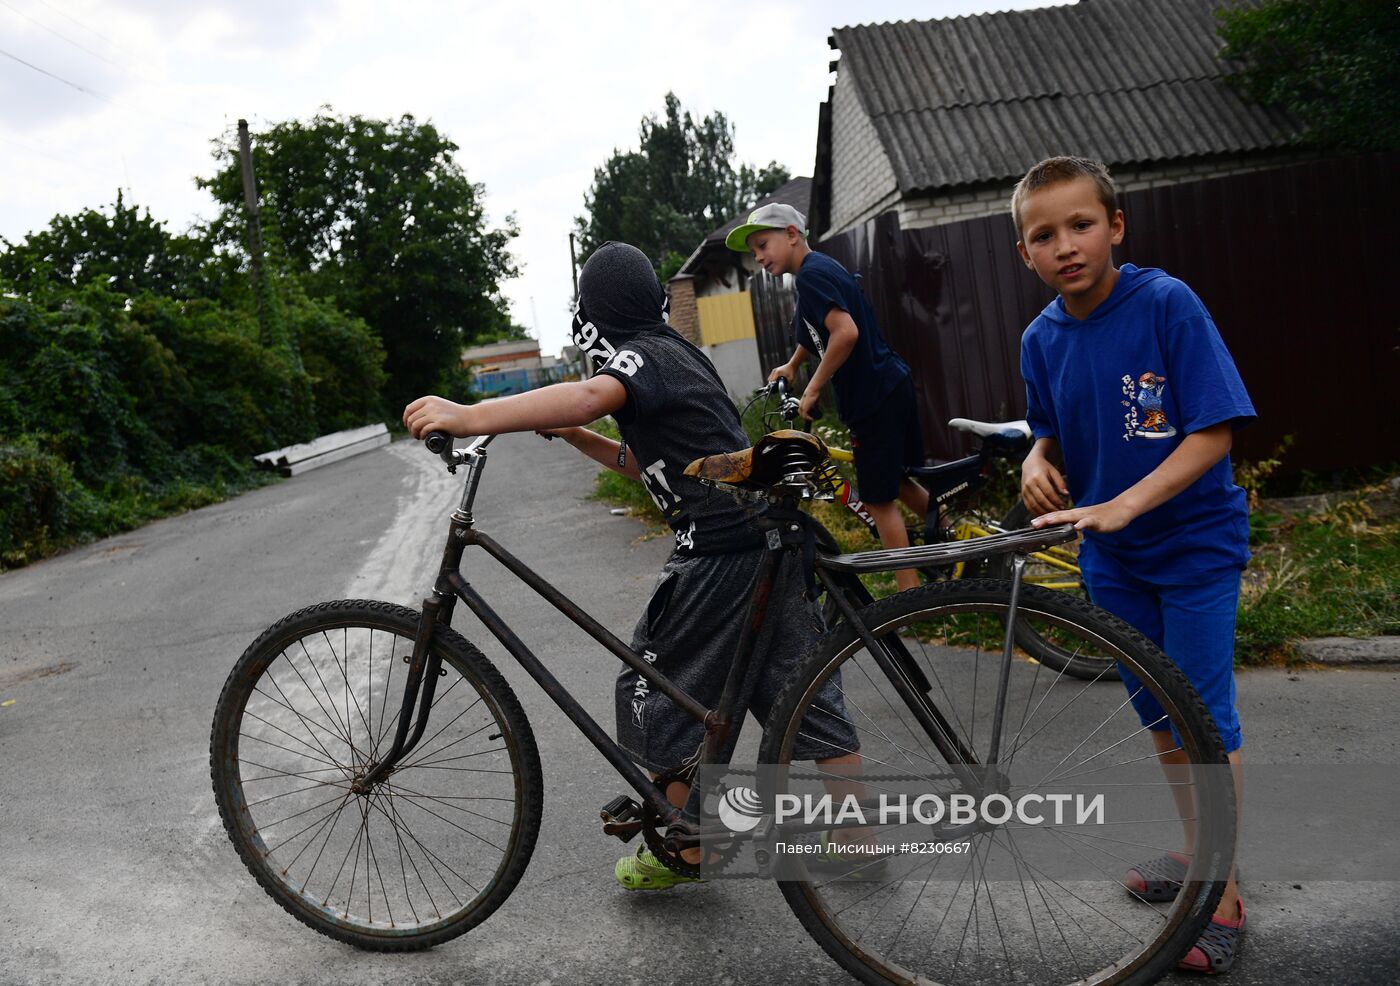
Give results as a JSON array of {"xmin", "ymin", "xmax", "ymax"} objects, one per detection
[
  {"xmin": 1080, "ymin": 545, "xmax": 1243, "ymax": 753},
  {"xmin": 848, "ymin": 374, "xmax": 923, "ymax": 504}
]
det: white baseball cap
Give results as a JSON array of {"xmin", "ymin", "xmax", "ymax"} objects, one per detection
[{"xmin": 724, "ymin": 202, "xmax": 808, "ymax": 251}]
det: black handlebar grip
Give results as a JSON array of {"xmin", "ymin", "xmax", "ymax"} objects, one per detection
[{"xmin": 425, "ymin": 431, "xmax": 452, "ymax": 455}]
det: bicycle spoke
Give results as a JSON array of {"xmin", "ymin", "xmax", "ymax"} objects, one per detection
[{"xmin": 238, "ymin": 724, "xmax": 347, "ymax": 774}]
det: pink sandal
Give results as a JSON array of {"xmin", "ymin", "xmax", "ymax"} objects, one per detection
[{"xmin": 1178, "ymin": 899, "xmax": 1245, "ymax": 975}]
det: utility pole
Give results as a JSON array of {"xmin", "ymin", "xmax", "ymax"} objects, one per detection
[
  {"xmin": 568, "ymin": 232, "xmax": 579, "ymax": 300},
  {"xmin": 237, "ymin": 119, "xmax": 269, "ymax": 348}
]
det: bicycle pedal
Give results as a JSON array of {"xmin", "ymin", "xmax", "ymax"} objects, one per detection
[
  {"xmin": 600, "ymin": 795, "xmax": 641, "ymax": 824},
  {"xmin": 600, "ymin": 795, "xmax": 643, "ymax": 842}
]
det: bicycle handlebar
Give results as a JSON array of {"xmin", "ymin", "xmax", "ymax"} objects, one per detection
[
  {"xmin": 424, "ymin": 430, "xmax": 494, "ymax": 466},
  {"xmin": 765, "ymin": 375, "xmax": 820, "ymax": 429}
]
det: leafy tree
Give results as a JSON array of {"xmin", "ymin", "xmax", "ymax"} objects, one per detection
[
  {"xmin": 0, "ymin": 191, "xmax": 221, "ymax": 300},
  {"xmin": 1218, "ymin": 0, "xmax": 1400, "ymax": 152},
  {"xmin": 575, "ymin": 93, "xmax": 792, "ymax": 278},
  {"xmin": 199, "ymin": 110, "xmax": 524, "ymax": 408}
]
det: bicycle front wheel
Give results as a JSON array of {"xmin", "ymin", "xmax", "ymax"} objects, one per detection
[
  {"xmin": 210, "ymin": 599, "xmax": 542, "ymax": 950},
  {"xmin": 759, "ymin": 580, "xmax": 1233, "ymax": 986}
]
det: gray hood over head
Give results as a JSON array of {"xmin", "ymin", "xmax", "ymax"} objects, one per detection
[{"xmin": 571, "ymin": 242, "xmax": 670, "ymax": 372}]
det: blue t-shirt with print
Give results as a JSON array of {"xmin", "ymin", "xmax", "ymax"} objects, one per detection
[
  {"xmin": 1020, "ymin": 264, "xmax": 1256, "ymax": 580},
  {"xmin": 793, "ymin": 251, "xmax": 909, "ymax": 423}
]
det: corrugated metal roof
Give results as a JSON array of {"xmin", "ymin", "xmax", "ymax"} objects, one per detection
[{"xmin": 831, "ymin": 0, "xmax": 1305, "ymax": 194}]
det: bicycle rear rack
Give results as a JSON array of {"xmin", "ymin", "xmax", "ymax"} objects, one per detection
[{"xmin": 816, "ymin": 523, "xmax": 1077, "ymax": 575}]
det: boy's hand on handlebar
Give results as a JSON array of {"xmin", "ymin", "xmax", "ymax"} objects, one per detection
[
  {"xmin": 799, "ymin": 388, "xmax": 822, "ymax": 422},
  {"xmin": 1021, "ymin": 454, "xmax": 1068, "ymax": 517},
  {"xmin": 404, "ymin": 395, "xmax": 472, "ymax": 440}
]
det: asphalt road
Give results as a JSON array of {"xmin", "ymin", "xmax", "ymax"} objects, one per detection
[{"xmin": 1, "ymin": 433, "xmax": 1396, "ymax": 986}]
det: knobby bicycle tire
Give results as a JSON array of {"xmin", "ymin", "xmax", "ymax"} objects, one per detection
[
  {"xmin": 210, "ymin": 599, "xmax": 543, "ymax": 950},
  {"xmin": 758, "ymin": 579, "xmax": 1233, "ymax": 986}
]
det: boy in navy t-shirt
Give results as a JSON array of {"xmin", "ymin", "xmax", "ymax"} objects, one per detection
[
  {"xmin": 1013, "ymin": 156, "xmax": 1253, "ymax": 974},
  {"xmin": 727, "ymin": 203, "xmax": 928, "ymax": 590}
]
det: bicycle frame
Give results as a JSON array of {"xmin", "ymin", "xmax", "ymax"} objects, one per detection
[{"xmin": 355, "ymin": 434, "xmax": 1080, "ymax": 851}]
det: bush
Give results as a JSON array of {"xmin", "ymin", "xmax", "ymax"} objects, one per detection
[
  {"xmin": 287, "ymin": 283, "xmax": 389, "ymax": 432},
  {"xmin": 0, "ymin": 436, "xmax": 85, "ymax": 567}
]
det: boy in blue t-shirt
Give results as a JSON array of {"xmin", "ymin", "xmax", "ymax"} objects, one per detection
[
  {"xmin": 1013, "ymin": 156, "xmax": 1253, "ymax": 974},
  {"xmin": 727, "ymin": 203, "xmax": 928, "ymax": 590}
]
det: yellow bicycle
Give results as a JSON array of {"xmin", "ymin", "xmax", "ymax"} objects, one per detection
[{"xmin": 757, "ymin": 380, "xmax": 1112, "ymax": 681}]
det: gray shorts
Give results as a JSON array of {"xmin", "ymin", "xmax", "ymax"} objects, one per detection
[{"xmin": 615, "ymin": 548, "xmax": 859, "ymax": 771}]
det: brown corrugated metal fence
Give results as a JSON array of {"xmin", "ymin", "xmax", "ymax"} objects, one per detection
[{"xmin": 754, "ymin": 152, "xmax": 1399, "ymax": 472}]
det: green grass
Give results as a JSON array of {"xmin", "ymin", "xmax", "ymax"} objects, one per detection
[
  {"xmin": 1236, "ymin": 493, "xmax": 1400, "ymax": 664},
  {"xmin": 585, "ymin": 417, "xmax": 668, "ymax": 536}
]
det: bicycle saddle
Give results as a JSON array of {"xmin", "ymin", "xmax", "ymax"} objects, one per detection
[
  {"xmin": 685, "ymin": 430, "xmax": 828, "ymax": 492},
  {"xmin": 948, "ymin": 417, "xmax": 1032, "ymax": 441}
]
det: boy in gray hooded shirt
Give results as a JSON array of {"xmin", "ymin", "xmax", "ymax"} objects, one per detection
[{"xmin": 405, "ymin": 242, "xmax": 858, "ymax": 890}]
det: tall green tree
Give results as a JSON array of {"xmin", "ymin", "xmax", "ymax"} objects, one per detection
[
  {"xmin": 200, "ymin": 111, "xmax": 524, "ymax": 408},
  {"xmin": 575, "ymin": 93, "xmax": 792, "ymax": 280},
  {"xmin": 1217, "ymin": 0, "xmax": 1400, "ymax": 152},
  {"xmin": 0, "ymin": 191, "xmax": 221, "ymax": 300}
]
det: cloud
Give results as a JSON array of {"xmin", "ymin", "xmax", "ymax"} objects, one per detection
[{"xmin": 1, "ymin": 0, "xmax": 1063, "ymax": 355}]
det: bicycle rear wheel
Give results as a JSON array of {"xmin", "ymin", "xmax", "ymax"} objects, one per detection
[
  {"xmin": 759, "ymin": 580, "xmax": 1233, "ymax": 986},
  {"xmin": 210, "ymin": 599, "xmax": 542, "ymax": 950},
  {"xmin": 988, "ymin": 500, "xmax": 1118, "ymax": 681}
]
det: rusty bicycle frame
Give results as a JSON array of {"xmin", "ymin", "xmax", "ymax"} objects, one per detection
[{"xmin": 349, "ymin": 431, "xmax": 1079, "ymax": 855}]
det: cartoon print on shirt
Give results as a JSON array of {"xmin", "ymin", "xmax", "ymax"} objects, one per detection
[{"xmin": 1120, "ymin": 371, "xmax": 1177, "ymax": 440}]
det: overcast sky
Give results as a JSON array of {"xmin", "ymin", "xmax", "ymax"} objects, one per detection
[{"xmin": 1, "ymin": 0, "xmax": 1062, "ymax": 357}]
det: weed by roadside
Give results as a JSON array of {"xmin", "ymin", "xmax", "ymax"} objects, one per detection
[
  {"xmin": 1237, "ymin": 485, "xmax": 1400, "ymax": 663},
  {"xmin": 585, "ymin": 418, "xmax": 668, "ymax": 536}
]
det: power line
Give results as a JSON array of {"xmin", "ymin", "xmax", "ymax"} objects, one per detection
[
  {"xmin": 30, "ymin": 0, "xmax": 124, "ymax": 53},
  {"xmin": 0, "ymin": 130, "xmax": 93, "ymax": 174},
  {"xmin": 0, "ymin": 45, "xmax": 205, "ymax": 132},
  {"xmin": 0, "ymin": 45, "xmax": 112, "ymax": 102},
  {"xmin": 0, "ymin": 0, "xmax": 126, "ymax": 71}
]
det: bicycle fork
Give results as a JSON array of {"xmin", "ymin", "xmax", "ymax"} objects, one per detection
[
  {"xmin": 352, "ymin": 505, "xmax": 473, "ymax": 794},
  {"xmin": 350, "ymin": 593, "xmax": 448, "ymax": 794}
]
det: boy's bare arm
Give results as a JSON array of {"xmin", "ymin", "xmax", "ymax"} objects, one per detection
[
  {"xmin": 1021, "ymin": 437, "xmax": 1068, "ymax": 516},
  {"xmin": 539, "ymin": 426, "xmax": 642, "ymax": 481},
  {"xmin": 799, "ymin": 309, "xmax": 859, "ymax": 419},
  {"xmin": 403, "ymin": 377, "xmax": 628, "ymax": 442},
  {"xmin": 1031, "ymin": 423, "xmax": 1234, "ymax": 533}
]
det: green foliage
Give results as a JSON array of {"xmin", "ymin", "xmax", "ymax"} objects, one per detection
[
  {"xmin": 283, "ymin": 284, "xmax": 389, "ymax": 431},
  {"xmin": 575, "ymin": 92, "xmax": 792, "ymax": 273},
  {"xmin": 0, "ymin": 436, "xmax": 85, "ymax": 567},
  {"xmin": 585, "ymin": 416, "xmax": 666, "ymax": 530},
  {"xmin": 1236, "ymin": 499, "xmax": 1400, "ymax": 662},
  {"xmin": 0, "ymin": 226, "xmax": 387, "ymax": 568},
  {"xmin": 199, "ymin": 109, "xmax": 523, "ymax": 409},
  {"xmin": 0, "ymin": 190, "xmax": 224, "ymax": 300},
  {"xmin": 1218, "ymin": 0, "xmax": 1400, "ymax": 151}
]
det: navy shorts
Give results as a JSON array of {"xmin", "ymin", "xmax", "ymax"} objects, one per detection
[
  {"xmin": 847, "ymin": 374, "xmax": 924, "ymax": 504},
  {"xmin": 1080, "ymin": 543, "xmax": 1243, "ymax": 753}
]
